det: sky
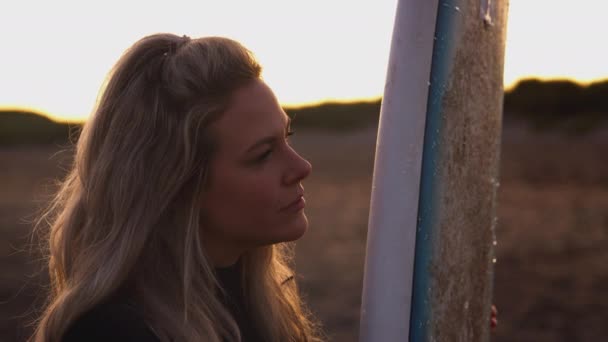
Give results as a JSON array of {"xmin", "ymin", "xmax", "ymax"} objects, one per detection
[{"xmin": 1, "ymin": 0, "xmax": 607, "ymax": 122}]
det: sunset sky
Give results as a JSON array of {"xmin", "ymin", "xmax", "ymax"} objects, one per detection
[{"xmin": 1, "ymin": 0, "xmax": 606, "ymax": 122}]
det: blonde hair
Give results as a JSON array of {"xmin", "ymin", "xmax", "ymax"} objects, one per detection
[{"xmin": 33, "ymin": 33, "xmax": 322, "ymax": 342}]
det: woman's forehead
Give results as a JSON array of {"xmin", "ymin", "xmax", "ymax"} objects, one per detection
[{"xmin": 213, "ymin": 80, "xmax": 288, "ymax": 153}]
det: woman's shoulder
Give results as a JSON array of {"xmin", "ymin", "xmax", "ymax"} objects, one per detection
[{"xmin": 62, "ymin": 298, "xmax": 160, "ymax": 342}]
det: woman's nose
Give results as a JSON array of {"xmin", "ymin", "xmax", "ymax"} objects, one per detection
[{"xmin": 283, "ymin": 148, "xmax": 312, "ymax": 185}]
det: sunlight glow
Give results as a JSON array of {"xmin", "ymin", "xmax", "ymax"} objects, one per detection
[
  {"xmin": 0, "ymin": 0, "xmax": 606, "ymax": 122},
  {"xmin": 503, "ymin": 0, "xmax": 608, "ymax": 89}
]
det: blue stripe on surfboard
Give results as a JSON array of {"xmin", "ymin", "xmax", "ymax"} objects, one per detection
[{"xmin": 409, "ymin": 1, "xmax": 460, "ymax": 340}]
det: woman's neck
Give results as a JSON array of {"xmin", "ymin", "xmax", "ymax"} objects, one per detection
[{"xmin": 202, "ymin": 233, "xmax": 250, "ymax": 267}]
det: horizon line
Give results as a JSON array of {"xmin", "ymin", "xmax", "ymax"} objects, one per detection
[
  {"xmin": 2, "ymin": 76, "xmax": 607, "ymax": 124},
  {"xmin": 0, "ymin": 97, "xmax": 385, "ymax": 124}
]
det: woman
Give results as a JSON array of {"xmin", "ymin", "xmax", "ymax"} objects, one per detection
[{"xmin": 33, "ymin": 33, "xmax": 322, "ymax": 342}]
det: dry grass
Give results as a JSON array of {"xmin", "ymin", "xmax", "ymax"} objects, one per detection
[{"xmin": 1, "ymin": 120, "xmax": 607, "ymax": 341}]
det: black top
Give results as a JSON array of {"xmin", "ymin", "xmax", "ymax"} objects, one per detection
[
  {"xmin": 63, "ymin": 262, "xmax": 264, "ymax": 341},
  {"xmin": 62, "ymin": 297, "xmax": 160, "ymax": 342},
  {"xmin": 215, "ymin": 262, "xmax": 264, "ymax": 342}
]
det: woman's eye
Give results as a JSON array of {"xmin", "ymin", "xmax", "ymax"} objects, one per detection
[
  {"xmin": 256, "ymin": 149, "xmax": 272, "ymax": 162},
  {"xmin": 254, "ymin": 131, "xmax": 294, "ymax": 163}
]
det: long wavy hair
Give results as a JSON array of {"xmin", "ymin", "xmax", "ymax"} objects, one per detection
[{"xmin": 32, "ymin": 33, "xmax": 322, "ymax": 342}]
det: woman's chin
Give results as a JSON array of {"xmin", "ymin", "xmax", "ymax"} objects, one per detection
[{"xmin": 272, "ymin": 213, "xmax": 309, "ymax": 244}]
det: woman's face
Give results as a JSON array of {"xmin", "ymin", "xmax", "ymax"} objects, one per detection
[{"xmin": 200, "ymin": 79, "xmax": 312, "ymax": 265}]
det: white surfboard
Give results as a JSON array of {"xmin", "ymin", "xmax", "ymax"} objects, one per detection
[{"xmin": 359, "ymin": 0, "xmax": 508, "ymax": 341}]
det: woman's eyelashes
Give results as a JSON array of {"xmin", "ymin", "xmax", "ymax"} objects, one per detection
[
  {"xmin": 256, "ymin": 149, "xmax": 273, "ymax": 162},
  {"xmin": 254, "ymin": 131, "xmax": 296, "ymax": 163}
]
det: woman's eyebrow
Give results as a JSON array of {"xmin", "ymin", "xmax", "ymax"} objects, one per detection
[{"xmin": 245, "ymin": 136, "xmax": 277, "ymax": 154}]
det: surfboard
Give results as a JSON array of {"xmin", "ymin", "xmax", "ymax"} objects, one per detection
[{"xmin": 359, "ymin": 0, "xmax": 508, "ymax": 341}]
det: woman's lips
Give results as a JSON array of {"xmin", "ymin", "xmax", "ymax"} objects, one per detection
[{"xmin": 280, "ymin": 195, "xmax": 305, "ymax": 212}]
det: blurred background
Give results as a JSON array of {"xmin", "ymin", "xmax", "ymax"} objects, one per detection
[{"xmin": 1, "ymin": 1, "xmax": 607, "ymax": 341}]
